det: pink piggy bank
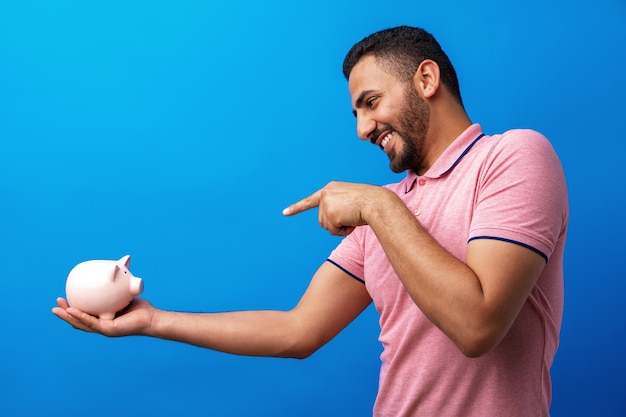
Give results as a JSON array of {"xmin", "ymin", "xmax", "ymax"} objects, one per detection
[{"xmin": 65, "ymin": 255, "xmax": 144, "ymax": 319}]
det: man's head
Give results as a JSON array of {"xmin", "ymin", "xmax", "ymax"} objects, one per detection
[
  {"xmin": 343, "ymin": 26, "xmax": 462, "ymax": 106},
  {"xmin": 344, "ymin": 26, "xmax": 468, "ymax": 174}
]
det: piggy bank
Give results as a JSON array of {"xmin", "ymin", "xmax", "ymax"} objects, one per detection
[{"xmin": 65, "ymin": 255, "xmax": 144, "ymax": 319}]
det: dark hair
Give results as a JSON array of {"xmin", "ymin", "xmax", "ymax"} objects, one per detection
[{"xmin": 343, "ymin": 26, "xmax": 463, "ymax": 105}]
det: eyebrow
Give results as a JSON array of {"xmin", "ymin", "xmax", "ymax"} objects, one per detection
[{"xmin": 352, "ymin": 89, "xmax": 376, "ymax": 117}]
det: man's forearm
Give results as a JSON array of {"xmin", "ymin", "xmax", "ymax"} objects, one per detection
[{"xmin": 148, "ymin": 309, "xmax": 310, "ymax": 358}]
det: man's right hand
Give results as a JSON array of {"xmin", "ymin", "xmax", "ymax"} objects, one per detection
[{"xmin": 52, "ymin": 297, "xmax": 155, "ymax": 338}]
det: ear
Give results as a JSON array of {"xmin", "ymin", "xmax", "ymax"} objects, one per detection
[
  {"xmin": 119, "ymin": 255, "xmax": 131, "ymax": 268},
  {"xmin": 110, "ymin": 265, "xmax": 119, "ymax": 281},
  {"xmin": 413, "ymin": 59, "xmax": 440, "ymax": 99}
]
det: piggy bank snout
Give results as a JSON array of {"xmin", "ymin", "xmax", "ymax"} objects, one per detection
[{"xmin": 129, "ymin": 276, "xmax": 143, "ymax": 296}]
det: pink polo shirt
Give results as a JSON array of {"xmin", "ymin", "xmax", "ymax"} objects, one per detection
[{"xmin": 328, "ymin": 124, "xmax": 569, "ymax": 417}]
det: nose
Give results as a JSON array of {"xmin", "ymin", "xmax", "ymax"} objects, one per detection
[
  {"xmin": 130, "ymin": 276, "xmax": 144, "ymax": 296},
  {"xmin": 356, "ymin": 116, "xmax": 376, "ymax": 141}
]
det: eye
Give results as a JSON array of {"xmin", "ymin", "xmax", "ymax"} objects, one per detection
[{"xmin": 366, "ymin": 97, "xmax": 377, "ymax": 108}]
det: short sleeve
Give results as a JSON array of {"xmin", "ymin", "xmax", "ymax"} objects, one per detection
[
  {"xmin": 469, "ymin": 130, "xmax": 569, "ymax": 260},
  {"xmin": 327, "ymin": 225, "xmax": 367, "ymax": 283}
]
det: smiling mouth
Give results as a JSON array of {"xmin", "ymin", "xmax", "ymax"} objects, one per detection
[{"xmin": 378, "ymin": 131, "xmax": 393, "ymax": 150}]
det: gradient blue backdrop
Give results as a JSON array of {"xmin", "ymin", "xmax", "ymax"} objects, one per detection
[{"xmin": 1, "ymin": 1, "xmax": 624, "ymax": 416}]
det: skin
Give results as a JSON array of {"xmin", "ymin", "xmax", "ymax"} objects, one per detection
[{"xmin": 53, "ymin": 55, "xmax": 546, "ymax": 358}]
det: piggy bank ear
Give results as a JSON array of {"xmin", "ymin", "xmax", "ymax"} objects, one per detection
[
  {"xmin": 109, "ymin": 266, "xmax": 118, "ymax": 282},
  {"xmin": 119, "ymin": 255, "xmax": 131, "ymax": 268}
]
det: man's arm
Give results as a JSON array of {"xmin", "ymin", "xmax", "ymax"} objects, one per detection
[
  {"xmin": 284, "ymin": 181, "xmax": 545, "ymax": 357},
  {"xmin": 366, "ymin": 191, "xmax": 545, "ymax": 357},
  {"xmin": 52, "ymin": 261, "xmax": 372, "ymax": 359}
]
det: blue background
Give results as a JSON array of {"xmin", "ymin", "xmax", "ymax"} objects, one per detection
[{"xmin": 1, "ymin": 0, "xmax": 624, "ymax": 416}]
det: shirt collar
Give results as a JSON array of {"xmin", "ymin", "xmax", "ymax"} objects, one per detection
[{"xmin": 405, "ymin": 124, "xmax": 485, "ymax": 193}]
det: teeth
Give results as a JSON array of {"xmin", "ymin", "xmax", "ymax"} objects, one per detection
[{"xmin": 381, "ymin": 132, "xmax": 392, "ymax": 148}]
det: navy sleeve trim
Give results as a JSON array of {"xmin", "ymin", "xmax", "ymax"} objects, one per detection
[
  {"xmin": 468, "ymin": 236, "xmax": 548, "ymax": 262},
  {"xmin": 326, "ymin": 259, "xmax": 365, "ymax": 284}
]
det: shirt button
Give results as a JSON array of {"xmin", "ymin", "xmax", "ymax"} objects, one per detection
[
  {"xmin": 418, "ymin": 178, "xmax": 426, "ymax": 186},
  {"xmin": 414, "ymin": 209, "xmax": 421, "ymax": 216}
]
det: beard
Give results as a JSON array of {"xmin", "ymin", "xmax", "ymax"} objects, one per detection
[{"xmin": 386, "ymin": 86, "xmax": 430, "ymax": 173}]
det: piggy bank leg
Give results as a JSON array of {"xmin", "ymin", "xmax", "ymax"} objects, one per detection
[{"xmin": 99, "ymin": 312, "xmax": 116, "ymax": 320}]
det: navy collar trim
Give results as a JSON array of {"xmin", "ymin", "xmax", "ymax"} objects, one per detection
[
  {"xmin": 438, "ymin": 133, "xmax": 485, "ymax": 177},
  {"xmin": 403, "ymin": 132, "xmax": 486, "ymax": 194}
]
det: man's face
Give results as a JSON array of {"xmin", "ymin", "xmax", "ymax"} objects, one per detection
[{"xmin": 348, "ymin": 55, "xmax": 430, "ymax": 173}]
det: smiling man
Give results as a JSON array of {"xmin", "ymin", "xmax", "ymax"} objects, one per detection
[{"xmin": 54, "ymin": 26, "xmax": 569, "ymax": 417}]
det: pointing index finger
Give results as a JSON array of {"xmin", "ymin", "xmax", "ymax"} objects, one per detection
[{"xmin": 282, "ymin": 190, "xmax": 321, "ymax": 216}]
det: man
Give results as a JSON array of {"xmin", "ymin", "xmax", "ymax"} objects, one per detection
[{"xmin": 53, "ymin": 26, "xmax": 569, "ymax": 416}]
